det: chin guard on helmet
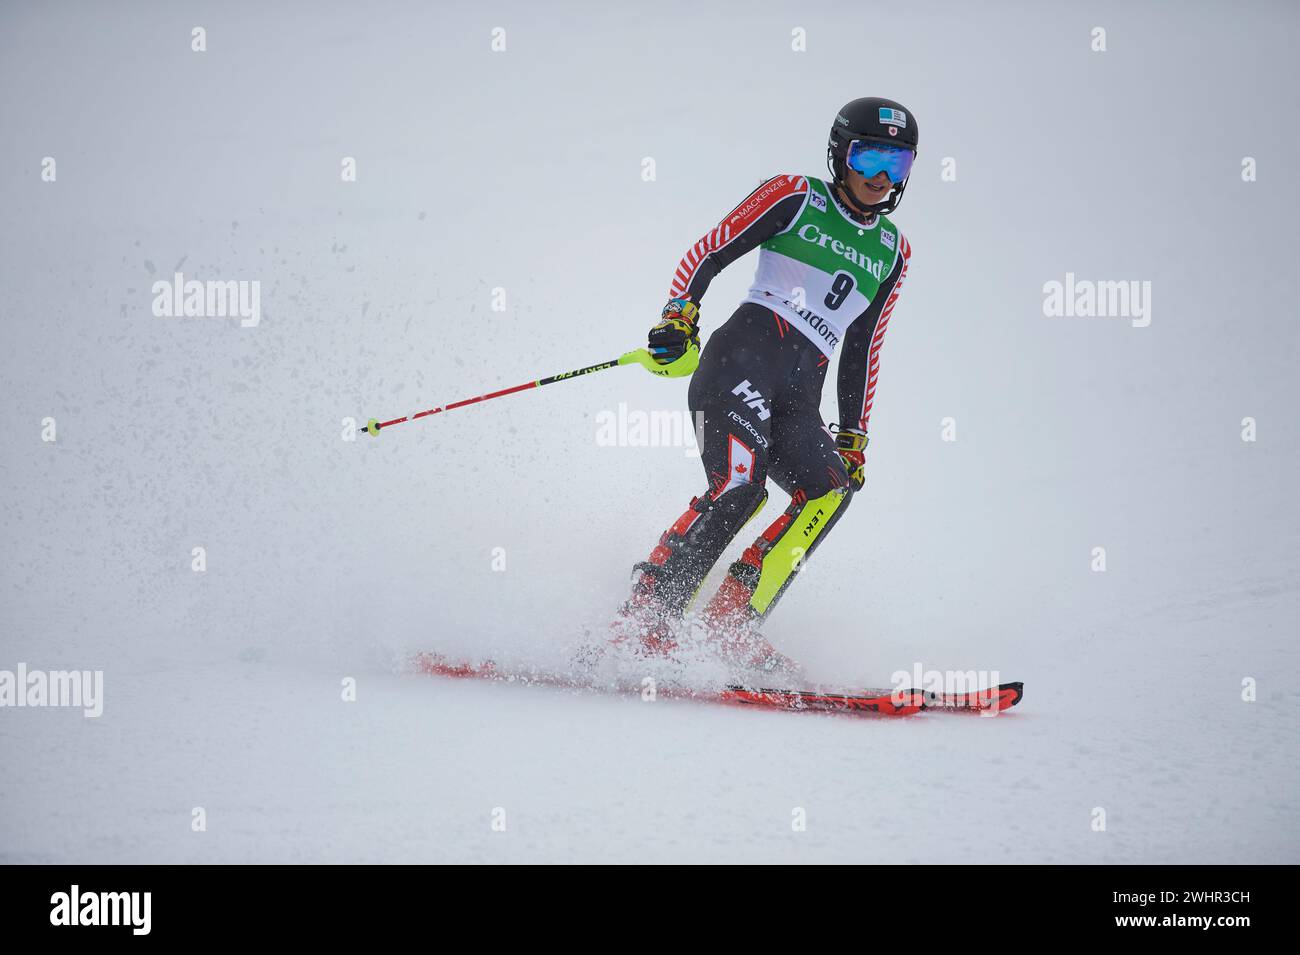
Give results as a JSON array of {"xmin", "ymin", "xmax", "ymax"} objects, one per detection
[{"xmin": 828, "ymin": 157, "xmax": 911, "ymax": 218}]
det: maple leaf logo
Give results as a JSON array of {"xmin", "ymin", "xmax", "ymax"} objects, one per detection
[{"xmin": 734, "ymin": 463, "xmax": 748, "ymax": 474}]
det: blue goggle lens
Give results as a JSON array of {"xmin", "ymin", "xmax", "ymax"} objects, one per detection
[{"xmin": 846, "ymin": 141, "xmax": 915, "ymax": 184}]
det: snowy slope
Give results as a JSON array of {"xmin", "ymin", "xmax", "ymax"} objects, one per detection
[{"xmin": 1, "ymin": 0, "xmax": 1297, "ymax": 863}]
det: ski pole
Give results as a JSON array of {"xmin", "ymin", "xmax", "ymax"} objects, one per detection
[{"xmin": 360, "ymin": 347, "xmax": 668, "ymax": 436}]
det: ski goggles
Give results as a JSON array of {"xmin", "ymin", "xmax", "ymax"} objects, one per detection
[{"xmin": 846, "ymin": 141, "xmax": 915, "ymax": 183}]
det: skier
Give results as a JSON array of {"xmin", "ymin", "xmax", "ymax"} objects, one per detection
[{"xmin": 615, "ymin": 97, "xmax": 917, "ymax": 671}]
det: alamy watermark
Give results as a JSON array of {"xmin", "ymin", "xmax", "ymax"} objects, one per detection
[
  {"xmin": 0, "ymin": 663, "xmax": 103, "ymax": 717},
  {"xmin": 595, "ymin": 403, "xmax": 703, "ymax": 457},
  {"xmin": 50, "ymin": 885, "xmax": 150, "ymax": 935},
  {"xmin": 1043, "ymin": 272, "xmax": 1151, "ymax": 328},
  {"xmin": 891, "ymin": 663, "xmax": 1005, "ymax": 716},
  {"xmin": 151, "ymin": 271, "xmax": 261, "ymax": 327}
]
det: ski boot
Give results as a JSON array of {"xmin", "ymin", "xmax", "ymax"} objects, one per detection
[
  {"xmin": 702, "ymin": 484, "xmax": 853, "ymax": 674},
  {"xmin": 703, "ymin": 572, "xmax": 801, "ymax": 675},
  {"xmin": 610, "ymin": 562, "xmax": 680, "ymax": 660}
]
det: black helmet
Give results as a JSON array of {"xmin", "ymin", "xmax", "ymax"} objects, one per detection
[{"xmin": 827, "ymin": 97, "xmax": 919, "ymax": 217}]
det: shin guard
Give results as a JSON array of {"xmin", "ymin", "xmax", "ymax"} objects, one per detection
[{"xmin": 704, "ymin": 485, "xmax": 852, "ymax": 630}]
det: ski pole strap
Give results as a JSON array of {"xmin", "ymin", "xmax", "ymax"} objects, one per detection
[{"xmin": 363, "ymin": 348, "xmax": 656, "ymax": 436}]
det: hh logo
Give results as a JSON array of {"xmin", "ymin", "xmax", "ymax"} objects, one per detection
[{"xmin": 731, "ymin": 380, "xmax": 771, "ymax": 421}]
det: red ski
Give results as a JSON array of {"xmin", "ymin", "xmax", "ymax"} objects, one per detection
[
  {"xmin": 718, "ymin": 682, "xmax": 1022, "ymax": 716},
  {"xmin": 412, "ymin": 653, "xmax": 1023, "ymax": 718}
]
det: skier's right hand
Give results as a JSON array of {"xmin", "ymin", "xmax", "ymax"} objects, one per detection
[
  {"xmin": 648, "ymin": 298, "xmax": 700, "ymax": 366},
  {"xmin": 833, "ymin": 425, "xmax": 868, "ymax": 490}
]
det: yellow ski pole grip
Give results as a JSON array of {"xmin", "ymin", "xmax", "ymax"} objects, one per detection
[{"xmin": 620, "ymin": 343, "xmax": 700, "ymax": 379}]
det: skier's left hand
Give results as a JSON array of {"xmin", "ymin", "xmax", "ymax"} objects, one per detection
[{"xmin": 833, "ymin": 425, "xmax": 868, "ymax": 490}]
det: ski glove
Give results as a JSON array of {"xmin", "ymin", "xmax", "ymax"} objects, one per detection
[
  {"xmin": 648, "ymin": 298, "xmax": 701, "ymax": 373},
  {"xmin": 833, "ymin": 425, "xmax": 868, "ymax": 490}
]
